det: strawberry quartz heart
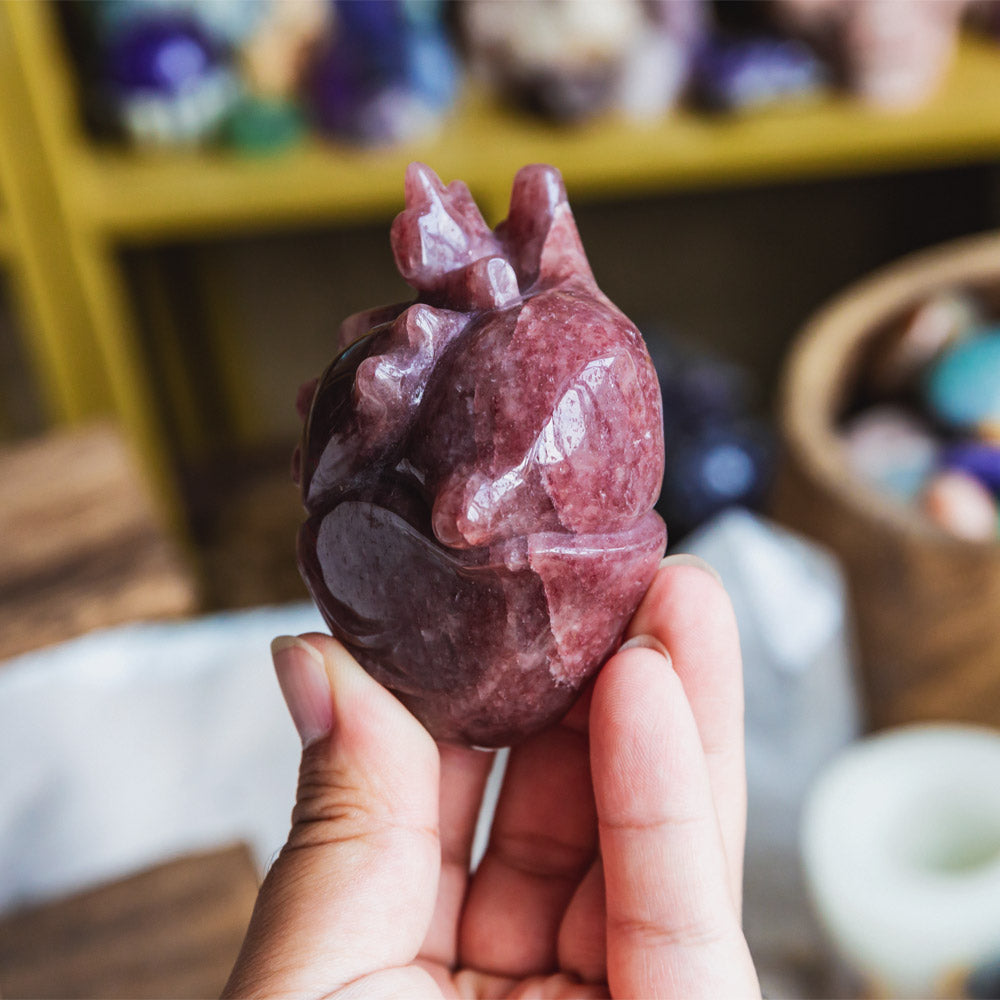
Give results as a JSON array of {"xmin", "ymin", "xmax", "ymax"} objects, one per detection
[{"xmin": 295, "ymin": 163, "xmax": 666, "ymax": 746}]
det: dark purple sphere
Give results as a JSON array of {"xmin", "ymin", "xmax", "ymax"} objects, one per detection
[{"xmin": 107, "ymin": 17, "xmax": 217, "ymax": 96}]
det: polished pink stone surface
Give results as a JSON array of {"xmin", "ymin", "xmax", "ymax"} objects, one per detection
[{"xmin": 296, "ymin": 162, "xmax": 666, "ymax": 746}]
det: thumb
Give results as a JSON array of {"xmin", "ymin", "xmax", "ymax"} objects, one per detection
[{"xmin": 223, "ymin": 634, "xmax": 442, "ymax": 999}]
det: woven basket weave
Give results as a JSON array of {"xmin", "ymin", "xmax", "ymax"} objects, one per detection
[{"xmin": 773, "ymin": 232, "xmax": 1000, "ymax": 730}]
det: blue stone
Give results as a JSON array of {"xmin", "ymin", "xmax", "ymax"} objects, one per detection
[
  {"xmin": 941, "ymin": 440, "xmax": 1000, "ymax": 492},
  {"xmin": 104, "ymin": 12, "xmax": 239, "ymax": 147},
  {"xmin": 694, "ymin": 35, "xmax": 826, "ymax": 112},
  {"xmin": 925, "ymin": 330, "xmax": 1000, "ymax": 428},
  {"xmin": 306, "ymin": 0, "xmax": 457, "ymax": 144},
  {"xmin": 404, "ymin": 24, "xmax": 459, "ymax": 109},
  {"xmin": 336, "ymin": 0, "xmax": 407, "ymax": 74},
  {"xmin": 107, "ymin": 16, "xmax": 218, "ymax": 96},
  {"xmin": 657, "ymin": 422, "xmax": 773, "ymax": 541},
  {"xmin": 646, "ymin": 330, "xmax": 773, "ymax": 540},
  {"xmin": 647, "ymin": 332, "xmax": 751, "ymax": 433}
]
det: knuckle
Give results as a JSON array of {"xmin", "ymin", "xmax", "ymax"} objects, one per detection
[
  {"xmin": 608, "ymin": 911, "xmax": 729, "ymax": 952},
  {"xmin": 288, "ymin": 754, "xmax": 440, "ymax": 855},
  {"xmin": 492, "ymin": 828, "xmax": 593, "ymax": 880},
  {"xmin": 601, "ymin": 809, "xmax": 703, "ymax": 836},
  {"xmin": 289, "ymin": 755, "xmax": 386, "ymax": 848}
]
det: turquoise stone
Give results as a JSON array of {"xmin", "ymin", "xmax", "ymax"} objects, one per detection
[
  {"xmin": 225, "ymin": 96, "xmax": 304, "ymax": 155},
  {"xmin": 925, "ymin": 329, "xmax": 1000, "ymax": 428}
]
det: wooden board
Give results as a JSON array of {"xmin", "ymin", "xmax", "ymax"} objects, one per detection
[
  {"xmin": 0, "ymin": 843, "xmax": 259, "ymax": 999},
  {"xmin": 0, "ymin": 424, "xmax": 198, "ymax": 662}
]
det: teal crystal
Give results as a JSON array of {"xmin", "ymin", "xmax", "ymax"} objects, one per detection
[{"xmin": 925, "ymin": 329, "xmax": 1000, "ymax": 428}]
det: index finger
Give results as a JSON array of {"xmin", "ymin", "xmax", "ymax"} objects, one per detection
[
  {"xmin": 590, "ymin": 643, "xmax": 759, "ymax": 999},
  {"xmin": 624, "ymin": 554, "xmax": 747, "ymax": 909}
]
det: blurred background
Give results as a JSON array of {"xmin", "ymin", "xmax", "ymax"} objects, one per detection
[{"xmin": 2, "ymin": 0, "xmax": 1000, "ymax": 997}]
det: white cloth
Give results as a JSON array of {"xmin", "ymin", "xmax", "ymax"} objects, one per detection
[{"xmin": 0, "ymin": 603, "xmax": 324, "ymax": 912}]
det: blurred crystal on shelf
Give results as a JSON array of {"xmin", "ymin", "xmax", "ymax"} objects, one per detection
[
  {"xmin": 305, "ymin": 0, "xmax": 459, "ymax": 146},
  {"xmin": 682, "ymin": 509, "xmax": 862, "ymax": 984},
  {"xmin": 237, "ymin": 0, "xmax": 330, "ymax": 96},
  {"xmin": 838, "ymin": 0, "xmax": 966, "ymax": 110},
  {"xmin": 459, "ymin": 0, "xmax": 706, "ymax": 123},
  {"xmin": 101, "ymin": 11, "xmax": 243, "ymax": 147},
  {"xmin": 90, "ymin": 0, "xmax": 269, "ymax": 147},
  {"xmin": 225, "ymin": 0, "xmax": 331, "ymax": 154},
  {"xmin": 87, "ymin": 0, "xmax": 459, "ymax": 151},
  {"xmin": 615, "ymin": 0, "xmax": 708, "ymax": 121},
  {"xmin": 771, "ymin": 0, "xmax": 967, "ymax": 110},
  {"xmin": 692, "ymin": 35, "xmax": 827, "ymax": 112}
]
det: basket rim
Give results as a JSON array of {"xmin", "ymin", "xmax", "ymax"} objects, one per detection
[{"xmin": 779, "ymin": 229, "xmax": 1000, "ymax": 553}]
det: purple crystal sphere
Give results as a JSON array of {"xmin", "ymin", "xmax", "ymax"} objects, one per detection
[
  {"xmin": 694, "ymin": 35, "xmax": 825, "ymax": 112},
  {"xmin": 295, "ymin": 163, "xmax": 667, "ymax": 746},
  {"xmin": 941, "ymin": 440, "xmax": 1000, "ymax": 492},
  {"xmin": 108, "ymin": 18, "xmax": 217, "ymax": 96}
]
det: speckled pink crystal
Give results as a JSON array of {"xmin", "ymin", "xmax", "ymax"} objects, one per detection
[{"xmin": 295, "ymin": 163, "xmax": 666, "ymax": 746}]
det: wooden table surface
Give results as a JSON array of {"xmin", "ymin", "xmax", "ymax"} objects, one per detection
[
  {"xmin": 0, "ymin": 427, "xmax": 266, "ymax": 997},
  {"xmin": 0, "ymin": 844, "xmax": 259, "ymax": 999},
  {"xmin": 0, "ymin": 423, "xmax": 198, "ymax": 662}
]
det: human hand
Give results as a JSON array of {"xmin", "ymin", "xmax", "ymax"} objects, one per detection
[{"xmin": 223, "ymin": 556, "xmax": 760, "ymax": 999}]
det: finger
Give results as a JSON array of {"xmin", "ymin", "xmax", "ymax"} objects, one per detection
[
  {"xmin": 223, "ymin": 634, "xmax": 441, "ymax": 999},
  {"xmin": 626, "ymin": 556, "xmax": 747, "ymax": 907},
  {"xmin": 557, "ymin": 857, "xmax": 606, "ymax": 984},
  {"xmin": 591, "ymin": 643, "xmax": 759, "ymax": 999},
  {"xmin": 460, "ymin": 711, "xmax": 597, "ymax": 978},
  {"xmin": 419, "ymin": 742, "xmax": 495, "ymax": 967}
]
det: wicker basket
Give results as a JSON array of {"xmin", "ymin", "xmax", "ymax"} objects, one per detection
[{"xmin": 773, "ymin": 232, "xmax": 1000, "ymax": 730}]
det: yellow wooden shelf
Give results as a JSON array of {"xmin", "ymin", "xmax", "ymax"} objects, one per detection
[
  {"xmin": 6, "ymin": 0, "xmax": 1000, "ymax": 537},
  {"xmin": 61, "ymin": 34, "xmax": 1000, "ymax": 243},
  {"xmin": 0, "ymin": 211, "xmax": 12, "ymax": 260}
]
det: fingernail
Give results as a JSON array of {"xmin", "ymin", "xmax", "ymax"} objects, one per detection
[
  {"xmin": 619, "ymin": 633, "xmax": 671, "ymax": 660},
  {"xmin": 272, "ymin": 635, "xmax": 333, "ymax": 748},
  {"xmin": 659, "ymin": 552, "xmax": 724, "ymax": 587}
]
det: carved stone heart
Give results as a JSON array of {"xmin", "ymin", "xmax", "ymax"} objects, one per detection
[{"xmin": 295, "ymin": 163, "xmax": 666, "ymax": 746}]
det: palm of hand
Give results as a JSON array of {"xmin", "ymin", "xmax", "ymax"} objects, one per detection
[
  {"xmin": 413, "ymin": 726, "xmax": 611, "ymax": 1000},
  {"xmin": 224, "ymin": 563, "xmax": 759, "ymax": 1000}
]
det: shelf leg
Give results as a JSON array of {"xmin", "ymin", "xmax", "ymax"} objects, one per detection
[
  {"xmin": 0, "ymin": 6, "xmax": 112, "ymax": 427},
  {"xmin": 67, "ymin": 233, "xmax": 189, "ymax": 538}
]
